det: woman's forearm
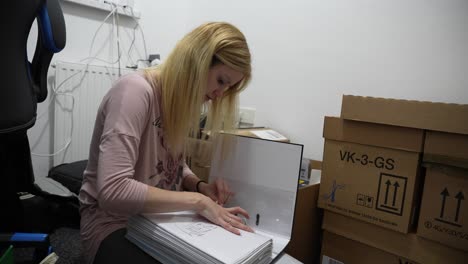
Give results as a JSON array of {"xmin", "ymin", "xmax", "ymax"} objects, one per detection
[
  {"xmin": 182, "ymin": 174, "xmax": 205, "ymax": 192},
  {"xmin": 142, "ymin": 185, "xmax": 207, "ymax": 213}
]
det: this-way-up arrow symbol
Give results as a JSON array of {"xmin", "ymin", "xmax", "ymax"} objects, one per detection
[
  {"xmin": 440, "ymin": 188, "xmax": 450, "ymax": 219},
  {"xmin": 392, "ymin": 181, "xmax": 400, "ymax": 207},
  {"xmin": 455, "ymin": 191, "xmax": 465, "ymax": 222},
  {"xmin": 384, "ymin": 180, "xmax": 391, "ymax": 204}
]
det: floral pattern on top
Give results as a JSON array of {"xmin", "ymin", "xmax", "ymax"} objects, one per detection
[{"xmin": 153, "ymin": 116, "xmax": 185, "ymax": 191}]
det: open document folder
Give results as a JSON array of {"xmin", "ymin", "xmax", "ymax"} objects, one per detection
[{"xmin": 127, "ymin": 134, "xmax": 304, "ymax": 264}]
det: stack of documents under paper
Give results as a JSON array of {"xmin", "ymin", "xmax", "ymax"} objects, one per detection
[{"xmin": 126, "ymin": 211, "xmax": 272, "ymax": 264}]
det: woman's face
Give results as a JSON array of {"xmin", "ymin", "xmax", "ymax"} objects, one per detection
[{"xmin": 205, "ymin": 63, "xmax": 244, "ymax": 101}]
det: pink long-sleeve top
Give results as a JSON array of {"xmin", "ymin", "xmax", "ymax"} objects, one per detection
[{"xmin": 78, "ymin": 72, "xmax": 194, "ymax": 263}]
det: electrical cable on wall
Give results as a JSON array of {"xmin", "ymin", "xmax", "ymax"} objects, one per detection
[
  {"xmin": 31, "ymin": 2, "xmax": 149, "ymax": 157},
  {"xmin": 34, "ymin": 4, "xmax": 119, "ymax": 122},
  {"xmin": 115, "ymin": 4, "xmax": 122, "ymax": 76},
  {"xmin": 124, "ymin": 5, "xmax": 148, "ymax": 68}
]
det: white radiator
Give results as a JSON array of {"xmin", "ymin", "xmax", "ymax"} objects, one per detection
[{"xmin": 53, "ymin": 61, "xmax": 134, "ymax": 166}]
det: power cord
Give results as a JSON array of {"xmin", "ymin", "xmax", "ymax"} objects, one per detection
[{"xmin": 31, "ymin": 2, "xmax": 146, "ymax": 157}]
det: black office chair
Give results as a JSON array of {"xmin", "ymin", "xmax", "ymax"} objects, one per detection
[{"xmin": 0, "ymin": 0, "xmax": 66, "ymax": 261}]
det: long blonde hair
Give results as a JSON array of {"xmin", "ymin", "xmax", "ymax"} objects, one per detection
[{"xmin": 144, "ymin": 22, "xmax": 251, "ymax": 155}]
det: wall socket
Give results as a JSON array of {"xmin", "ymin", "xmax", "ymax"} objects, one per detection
[{"xmin": 239, "ymin": 107, "xmax": 256, "ymax": 125}]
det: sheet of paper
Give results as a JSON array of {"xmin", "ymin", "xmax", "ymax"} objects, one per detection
[
  {"xmin": 250, "ymin": 130, "xmax": 288, "ymax": 141},
  {"xmin": 142, "ymin": 211, "xmax": 272, "ymax": 264}
]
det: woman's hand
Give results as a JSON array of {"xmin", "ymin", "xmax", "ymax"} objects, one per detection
[
  {"xmin": 199, "ymin": 178, "xmax": 234, "ymax": 206},
  {"xmin": 197, "ymin": 195, "xmax": 254, "ymax": 235}
]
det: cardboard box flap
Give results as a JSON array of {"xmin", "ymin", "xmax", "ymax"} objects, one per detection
[
  {"xmin": 285, "ymin": 183, "xmax": 322, "ymax": 264},
  {"xmin": 341, "ymin": 95, "xmax": 468, "ymax": 135},
  {"xmin": 323, "ymin": 116, "xmax": 424, "ymax": 152},
  {"xmin": 422, "ymin": 162, "xmax": 468, "ymax": 178},
  {"xmin": 321, "ymin": 231, "xmax": 418, "ymax": 264},
  {"xmin": 322, "ymin": 211, "xmax": 468, "ymax": 264},
  {"xmin": 423, "ymin": 131, "xmax": 468, "ymax": 169}
]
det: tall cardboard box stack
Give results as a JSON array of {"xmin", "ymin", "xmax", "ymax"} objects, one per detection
[{"xmin": 319, "ymin": 95, "xmax": 468, "ymax": 264}]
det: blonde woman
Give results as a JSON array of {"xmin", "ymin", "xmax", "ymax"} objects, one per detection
[{"xmin": 79, "ymin": 22, "xmax": 253, "ymax": 264}]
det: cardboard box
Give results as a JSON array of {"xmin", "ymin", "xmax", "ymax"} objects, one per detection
[
  {"xmin": 318, "ymin": 117, "xmax": 424, "ymax": 233},
  {"xmin": 417, "ymin": 164, "xmax": 468, "ymax": 252},
  {"xmin": 321, "ymin": 231, "xmax": 417, "ymax": 264},
  {"xmin": 341, "ymin": 95, "xmax": 468, "ymax": 135},
  {"xmin": 323, "ymin": 211, "xmax": 468, "ymax": 264},
  {"xmin": 423, "ymin": 131, "xmax": 468, "ymax": 169},
  {"xmin": 285, "ymin": 182, "xmax": 322, "ymax": 264},
  {"xmin": 419, "ymin": 129, "xmax": 468, "ymax": 251}
]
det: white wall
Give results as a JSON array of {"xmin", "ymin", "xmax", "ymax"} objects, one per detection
[
  {"xmin": 28, "ymin": 0, "xmax": 468, "ymax": 179},
  {"xmin": 137, "ymin": 0, "xmax": 468, "ymax": 162}
]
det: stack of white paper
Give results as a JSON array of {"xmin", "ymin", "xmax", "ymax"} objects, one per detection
[{"xmin": 126, "ymin": 211, "xmax": 272, "ymax": 264}]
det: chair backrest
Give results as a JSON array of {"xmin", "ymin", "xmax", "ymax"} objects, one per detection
[{"xmin": 0, "ymin": 0, "xmax": 66, "ymax": 133}]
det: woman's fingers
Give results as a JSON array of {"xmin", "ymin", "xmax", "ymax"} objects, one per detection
[
  {"xmin": 227, "ymin": 213, "xmax": 243, "ymax": 223},
  {"xmin": 223, "ymin": 215, "xmax": 254, "ymax": 235},
  {"xmin": 222, "ymin": 180, "xmax": 230, "ymax": 203},
  {"xmin": 221, "ymin": 218, "xmax": 241, "ymax": 235},
  {"xmin": 230, "ymin": 218, "xmax": 254, "ymax": 233},
  {"xmin": 215, "ymin": 179, "xmax": 226, "ymax": 204},
  {"xmin": 226, "ymin": 206, "xmax": 250, "ymax": 219},
  {"xmin": 200, "ymin": 199, "xmax": 253, "ymax": 235},
  {"xmin": 222, "ymin": 192, "xmax": 231, "ymax": 206},
  {"xmin": 214, "ymin": 178, "xmax": 233, "ymax": 205}
]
